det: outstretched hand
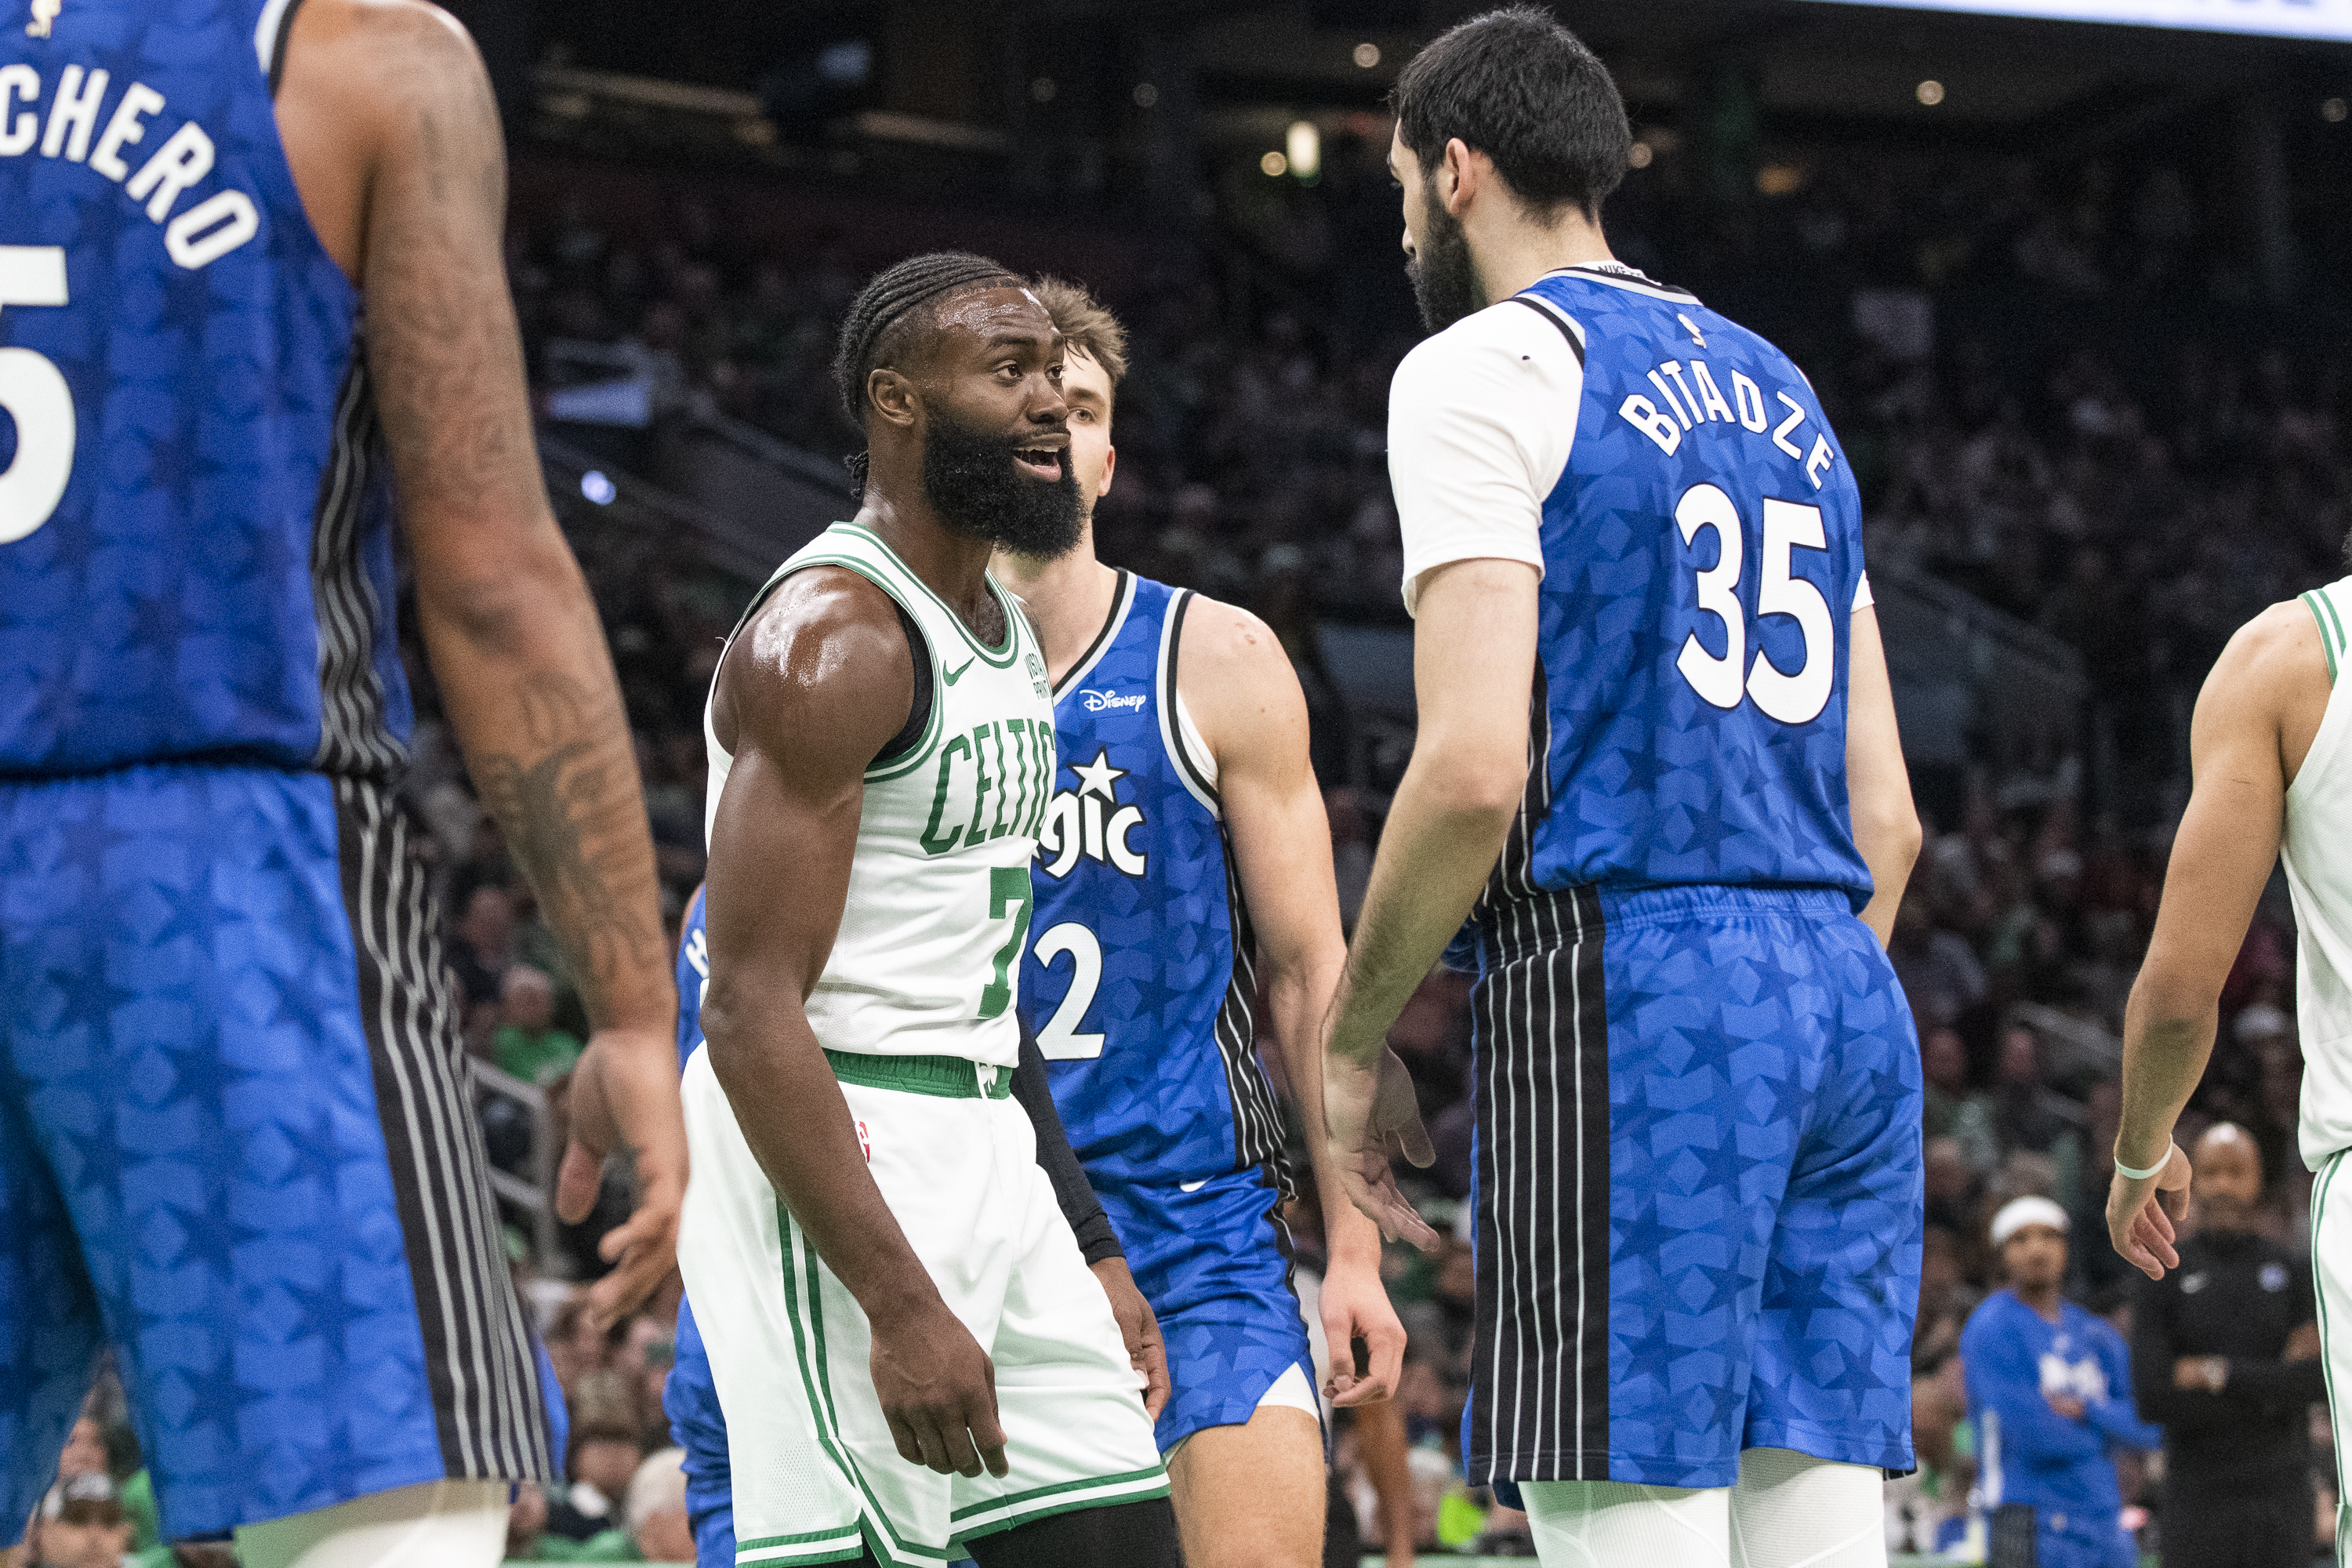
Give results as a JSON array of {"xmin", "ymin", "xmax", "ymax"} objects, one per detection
[
  {"xmin": 557, "ymin": 1025, "xmax": 690, "ymax": 1330},
  {"xmin": 1326, "ymin": 1046, "xmax": 1441, "ymax": 1254},
  {"xmin": 2106, "ymin": 1141, "xmax": 2193, "ymax": 1281}
]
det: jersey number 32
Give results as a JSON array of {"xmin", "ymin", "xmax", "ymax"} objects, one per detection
[
  {"xmin": 1674, "ymin": 482, "xmax": 1834, "ymax": 724},
  {"xmin": 0, "ymin": 246, "xmax": 74, "ymax": 545}
]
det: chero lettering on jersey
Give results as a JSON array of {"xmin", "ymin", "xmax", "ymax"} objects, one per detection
[
  {"xmin": 918, "ymin": 717, "xmax": 1056, "ymax": 855},
  {"xmin": 1, "ymin": 62, "xmax": 259, "ymax": 268},
  {"xmin": 1036, "ymin": 746, "xmax": 1145, "ymax": 880},
  {"xmin": 1617, "ymin": 353, "xmax": 1840, "ymax": 492}
]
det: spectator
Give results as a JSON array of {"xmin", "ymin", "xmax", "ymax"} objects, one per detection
[
  {"xmin": 495, "ymin": 965, "xmax": 585, "ymax": 1085},
  {"xmin": 624, "ymin": 1449, "xmax": 695, "ymax": 1563},
  {"xmin": 1962, "ymin": 1196, "xmax": 2161, "ymax": 1568},
  {"xmin": 2130, "ymin": 1123, "xmax": 2322, "ymax": 1567},
  {"xmin": 448, "ymin": 882, "xmax": 517, "ymax": 1008},
  {"xmin": 1988, "ymin": 1024, "xmax": 2081, "ymax": 1160},
  {"xmin": 548, "ymin": 1372, "xmax": 645, "ymax": 1541},
  {"xmin": 24, "ymin": 1476, "xmax": 131, "ymax": 1568}
]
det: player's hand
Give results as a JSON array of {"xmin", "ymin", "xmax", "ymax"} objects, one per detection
[
  {"xmin": 1090, "ymin": 1257, "xmax": 1171, "ymax": 1421},
  {"xmin": 1325, "ymin": 1047, "xmax": 1441, "ymax": 1254},
  {"xmin": 1320, "ymin": 1255, "xmax": 1407, "ymax": 1406},
  {"xmin": 557, "ymin": 1024, "xmax": 690, "ymax": 1330},
  {"xmin": 2046, "ymin": 1392, "xmax": 2086, "ymax": 1421},
  {"xmin": 2105, "ymin": 1140, "xmax": 2192, "ymax": 1282},
  {"xmin": 869, "ymin": 1300, "xmax": 1009, "ymax": 1477}
]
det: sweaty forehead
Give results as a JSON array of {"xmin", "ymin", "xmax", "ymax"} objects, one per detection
[{"xmin": 931, "ymin": 284, "xmax": 1054, "ymax": 346}]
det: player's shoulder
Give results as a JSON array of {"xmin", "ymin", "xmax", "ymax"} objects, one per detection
[
  {"xmin": 1173, "ymin": 590, "xmax": 1292, "ymax": 690},
  {"xmin": 717, "ymin": 564, "xmax": 910, "ymax": 742},
  {"xmin": 2212, "ymin": 596, "xmax": 2331, "ymax": 700},
  {"xmin": 289, "ymin": 0, "xmax": 478, "ymax": 71},
  {"xmin": 1391, "ymin": 296, "xmax": 1583, "ymax": 401}
]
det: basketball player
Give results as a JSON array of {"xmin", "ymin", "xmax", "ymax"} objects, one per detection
[
  {"xmin": 2, "ymin": 3, "xmax": 686, "ymax": 1566},
  {"xmin": 682, "ymin": 252, "xmax": 1180, "ymax": 1566},
  {"xmin": 989, "ymin": 278, "xmax": 1408, "ymax": 1567},
  {"xmin": 1318, "ymin": 11, "xmax": 1924, "ymax": 1566},
  {"xmin": 2106, "ymin": 569, "xmax": 2352, "ymax": 1553}
]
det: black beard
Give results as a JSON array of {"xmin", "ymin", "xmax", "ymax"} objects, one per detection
[
  {"xmin": 1407, "ymin": 191, "xmax": 1485, "ymax": 332},
  {"xmin": 921, "ymin": 405, "xmax": 1083, "ymax": 558}
]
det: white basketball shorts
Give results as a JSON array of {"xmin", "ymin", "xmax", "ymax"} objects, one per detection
[{"xmin": 677, "ymin": 1046, "xmax": 1167, "ymax": 1567}]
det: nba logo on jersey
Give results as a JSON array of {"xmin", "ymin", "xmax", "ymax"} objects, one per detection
[{"xmin": 25, "ymin": 0, "xmax": 60, "ymax": 38}]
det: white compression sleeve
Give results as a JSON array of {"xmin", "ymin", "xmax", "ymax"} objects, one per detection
[
  {"xmin": 1522, "ymin": 1478, "xmax": 1730, "ymax": 1568},
  {"xmin": 232, "ymin": 1479, "xmax": 509, "ymax": 1568},
  {"xmin": 1728, "ymin": 1447, "xmax": 1886, "ymax": 1568}
]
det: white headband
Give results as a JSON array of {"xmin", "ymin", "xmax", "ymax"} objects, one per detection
[{"xmin": 1991, "ymin": 1195, "xmax": 2071, "ymax": 1248}]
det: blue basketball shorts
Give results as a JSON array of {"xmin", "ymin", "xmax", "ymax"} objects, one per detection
[
  {"xmin": 0, "ymin": 764, "xmax": 556, "ymax": 1546},
  {"xmin": 1099, "ymin": 1165, "xmax": 1315, "ymax": 1454},
  {"xmin": 664, "ymin": 1296, "xmax": 735, "ymax": 1568},
  {"xmin": 1460, "ymin": 884, "xmax": 1922, "ymax": 1490}
]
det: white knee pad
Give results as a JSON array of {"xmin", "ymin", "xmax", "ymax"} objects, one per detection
[
  {"xmin": 231, "ymin": 1479, "xmax": 509, "ymax": 1568},
  {"xmin": 1522, "ymin": 1477, "xmax": 1731, "ymax": 1568},
  {"xmin": 1728, "ymin": 1447, "xmax": 1886, "ymax": 1568}
]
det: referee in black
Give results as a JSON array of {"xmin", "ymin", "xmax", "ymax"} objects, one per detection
[{"xmin": 2131, "ymin": 1122, "xmax": 2323, "ymax": 1566}]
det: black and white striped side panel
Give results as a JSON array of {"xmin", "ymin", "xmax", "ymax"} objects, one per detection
[
  {"xmin": 1476, "ymin": 664, "xmax": 1555, "ymax": 920},
  {"xmin": 1214, "ymin": 837, "xmax": 1294, "ymax": 1196},
  {"xmin": 309, "ymin": 330, "xmax": 406, "ymax": 779},
  {"xmin": 1465, "ymin": 884, "xmax": 1610, "ymax": 1484},
  {"xmin": 334, "ymin": 776, "xmax": 555, "ymax": 1483}
]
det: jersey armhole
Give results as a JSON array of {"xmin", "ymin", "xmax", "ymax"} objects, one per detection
[
  {"xmin": 258, "ymin": 0, "xmax": 307, "ymax": 94},
  {"xmin": 1157, "ymin": 590, "xmax": 1221, "ymax": 816},
  {"xmin": 2303, "ymin": 589, "xmax": 2346, "ymax": 685},
  {"xmin": 873, "ymin": 601, "xmax": 933, "ymax": 768}
]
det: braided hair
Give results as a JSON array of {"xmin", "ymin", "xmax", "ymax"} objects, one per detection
[{"xmin": 832, "ymin": 252, "xmax": 1019, "ymax": 492}]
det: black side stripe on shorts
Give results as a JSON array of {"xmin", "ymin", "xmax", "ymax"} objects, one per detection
[
  {"xmin": 334, "ymin": 777, "xmax": 554, "ymax": 1483},
  {"xmin": 1468, "ymin": 883, "xmax": 1610, "ymax": 1483}
]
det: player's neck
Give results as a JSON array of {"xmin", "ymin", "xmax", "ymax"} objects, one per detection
[
  {"xmin": 853, "ymin": 490, "xmax": 1000, "ymax": 637},
  {"xmin": 1472, "ymin": 207, "xmax": 1617, "ymax": 306},
  {"xmin": 994, "ymin": 526, "xmax": 1118, "ymax": 684}
]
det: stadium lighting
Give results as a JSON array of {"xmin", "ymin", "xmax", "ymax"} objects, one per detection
[
  {"xmin": 2327, "ymin": 96, "xmax": 2349, "ymax": 122},
  {"xmin": 580, "ymin": 470, "xmax": 617, "ymax": 506},
  {"xmin": 1133, "ymin": 82, "xmax": 1160, "ymax": 107},
  {"xmin": 1030, "ymin": 76, "xmax": 1057, "ymax": 103},
  {"xmin": 1354, "ymin": 42, "xmax": 1381, "ymax": 67},
  {"xmin": 1287, "ymin": 120, "xmax": 1321, "ymax": 181},
  {"xmin": 1628, "ymin": 141, "xmax": 1654, "ymax": 169},
  {"xmin": 1261, "ymin": 150, "xmax": 1288, "ymax": 177},
  {"xmin": 1916, "ymin": 79, "xmax": 1946, "ymax": 105}
]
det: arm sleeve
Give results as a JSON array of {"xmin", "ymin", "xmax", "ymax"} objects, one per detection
[
  {"xmin": 1011, "ymin": 1020, "xmax": 1123, "ymax": 1266},
  {"xmin": 1963, "ymin": 1312, "xmax": 2104, "ymax": 1465},
  {"xmin": 2221, "ymin": 1356, "xmax": 2328, "ymax": 1404},
  {"xmin": 1386, "ymin": 301, "xmax": 1583, "ymax": 617}
]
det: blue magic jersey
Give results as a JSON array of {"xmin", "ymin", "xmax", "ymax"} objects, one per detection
[
  {"xmin": 1019, "ymin": 573, "xmax": 1288, "ymax": 1192},
  {"xmin": 1494, "ymin": 269, "xmax": 1871, "ymax": 910},
  {"xmin": 0, "ymin": 0, "xmax": 401, "ymax": 777}
]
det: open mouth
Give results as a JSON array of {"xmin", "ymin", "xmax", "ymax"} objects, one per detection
[{"xmin": 1014, "ymin": 446, "xmax": 1065, "ymax": 481}]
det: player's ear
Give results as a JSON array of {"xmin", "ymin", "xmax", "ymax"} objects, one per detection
[
  {"xmin": 866, "ymin": 366, "xmax": 920, "ymax": 430},
  {"xmin": 1098, "ymin": 444, "xmax": 1117, "ymax": 502},
  {"xmin": 1442, "ymin": 136, "xmax": 1477, "ymax": 215}
]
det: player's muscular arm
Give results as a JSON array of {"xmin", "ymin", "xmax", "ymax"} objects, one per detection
[
  {"xmin": 2109, "ymin": 602, "xmax": 2321, "ymax": 1279},
  {"xmin": 1846, "ymin": 606, "xmax": 1922, "ymax": 946},
  {"xmin": 276, "ymin": 0, "xmax": 684, "ymax": 1327},
  {"xmin": 1321, "ymin": 558, "xmax": 1539, "ymax": 1252},
  {"xmin": 703, "ymin": 573, "xmax": 1009, "ymax": 1480},
  {"xmin": 1184, "ymin": 601, "xmax": 1408, "ymax": 1403}
]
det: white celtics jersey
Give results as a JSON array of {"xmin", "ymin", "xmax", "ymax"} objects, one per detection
[
  {"xmin": 2284, "ymin": 575, "xmax": 2352, "ymax": 1169},
  {"xmin": 704, "ymin": 521, "xmax": 1055, "ymax": 1068}
]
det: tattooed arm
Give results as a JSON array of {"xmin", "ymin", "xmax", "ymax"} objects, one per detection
[{"xmin": 277, "ymin": 0, "xmax": 685, "ymax": 1327}]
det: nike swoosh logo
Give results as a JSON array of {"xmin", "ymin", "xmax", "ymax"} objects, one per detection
[
  {"xmin": 1179, "ymin": 1179, "xmax": 1207, "ymax": 1192},
  {"xmin": 944, "ymin": 658, "xmax": 975, "ymax": 685}
]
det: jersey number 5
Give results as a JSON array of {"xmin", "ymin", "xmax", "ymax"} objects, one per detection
[
  {"xmin": 1674, "ymin": 482, "xmax": 1833, "ymax": 724},
  {"xmin": 0, "ymin": 246, "xmax": 75, "ymax": 545}
]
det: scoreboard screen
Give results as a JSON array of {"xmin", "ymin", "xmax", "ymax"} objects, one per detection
[{"xmin": 1809, "ymin": 0, "xmax": 2352, "ymax": 38}]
